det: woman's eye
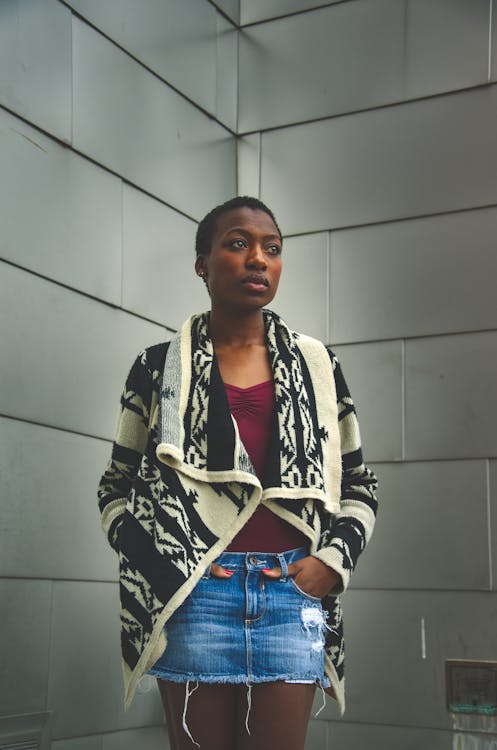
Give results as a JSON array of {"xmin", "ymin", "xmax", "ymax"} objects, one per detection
[
  {"xmin": 231, "ymin": 239, "xmax": 246, "ymax": 249},
  {"xmin": 267, "ymin": 244, "xmax": 282, "ymax": 255}
]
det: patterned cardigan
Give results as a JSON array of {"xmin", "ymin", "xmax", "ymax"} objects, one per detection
[{"xmin": 98, "ymin": 310, "xmax": 378, "ymax": 713}]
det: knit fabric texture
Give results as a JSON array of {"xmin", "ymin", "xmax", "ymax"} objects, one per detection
[{"xmin": 97, "ymin": 309, "xmax": 378, "ymax": 712}]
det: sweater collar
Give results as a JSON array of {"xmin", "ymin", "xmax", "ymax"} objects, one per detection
[{"xmin": 157, "ymin": 309, "xmax": 327, "ymax": 494}]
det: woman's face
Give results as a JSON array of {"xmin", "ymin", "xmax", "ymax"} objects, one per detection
[{"xmin": 195, "ymin": 207, "xmax": 282, "ymax": 313}]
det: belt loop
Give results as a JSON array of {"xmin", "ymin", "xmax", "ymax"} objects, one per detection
[{"xmin": 278, "ymin": 552, "xmax": 289, "ymax": 581}]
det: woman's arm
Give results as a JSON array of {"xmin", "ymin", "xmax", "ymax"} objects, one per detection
[
  {"xmin": 311, "ymin": 350, "xmax": 378, "ymax": 594},
  {"xmin": 97, "ymin": 349, "xmax": 155, "ymax": 551},
  {"xmin": 263, "ymin": 350, "xmax": 378, "ymax": 598}
]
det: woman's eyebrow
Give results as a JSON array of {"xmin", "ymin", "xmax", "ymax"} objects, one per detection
[{"xmin": 225, "ymin": 227, "xmax": 281, "ymax": 240}]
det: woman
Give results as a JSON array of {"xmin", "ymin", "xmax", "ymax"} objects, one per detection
[{"xmin": 98, "ymin": 196, "xmax": 378, "ymax": 749}]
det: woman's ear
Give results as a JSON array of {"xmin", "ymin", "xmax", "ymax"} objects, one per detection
[{"xmin": 195, "ymin": 255, "xmax": 207, "ymax": 278}]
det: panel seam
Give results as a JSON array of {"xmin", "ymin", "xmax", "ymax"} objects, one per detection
[
  {"xmin": 486, "ymin": 458, "xmax": 493, "ymax": 590},
  {"xmin": 489, "ymin": 0, "xmax": 493, "ymax": 83}
]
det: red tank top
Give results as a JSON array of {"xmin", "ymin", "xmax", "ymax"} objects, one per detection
[{"xmin": 224, "ymin": 380, "xmax": 307, "ymax": 553}]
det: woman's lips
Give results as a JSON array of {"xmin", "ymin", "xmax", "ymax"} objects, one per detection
[{"xmin": 241, "ymin": 274, "xmax": 269, "ymax": 292}]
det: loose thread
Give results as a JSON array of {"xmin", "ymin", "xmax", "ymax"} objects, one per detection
[
  {"xmin": 245, "ymin": 682, "xmax": 253, "ymax": 735},
  {"xmin": 182, "ymin": 680, "xmax": 200, "ymax": 748},
  {"xmin": 314, "ymin": 682, "xmax": 327, "ymax": 718}
]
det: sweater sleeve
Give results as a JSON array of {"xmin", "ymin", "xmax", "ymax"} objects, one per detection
[
  {"xmin": 97, "ymin": 350, "xmax": 154, "ymax": 551},
  {"xmin": 312, "ymin": 349, "xmax": 378, "ymax": 593}
]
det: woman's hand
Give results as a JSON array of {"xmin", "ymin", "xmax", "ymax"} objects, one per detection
[
  {"xmin": 262, "ymin": 556, "xmax": 341, "ymax": 598},
  {"xmin": 210, "ymin": 562, "xmax": 233, "ymax": 578}
]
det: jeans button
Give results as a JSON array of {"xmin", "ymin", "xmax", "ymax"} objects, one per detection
[{"xmin": 249, "ymin": 556, "xmax": 258, "ymax": 565}]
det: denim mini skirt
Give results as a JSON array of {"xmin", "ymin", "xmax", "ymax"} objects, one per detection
[{"xmin": 148, "ymin": 546, "xmax": 331, "ymax": 687}]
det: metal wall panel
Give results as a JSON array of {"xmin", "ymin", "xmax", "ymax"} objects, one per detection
[
  {"xmin": 216, "ymin": 14, "xmax": 238, "ymax": 131},
  {"xmin": 326, "ymin": 721, "xmax": 452, "ymax": 750},
  {"xmin": 405, "ymin": 0, "xmax": 489, "ymax": 98},
  {"xmin": 305, "ymin": 719, "xmax": 328, "ymax": 749},
  {"xmin": 493, "ymin": 2, "xmax": 497, "ymax": 81},
  {"xmin": 351, "ymin": 460, "xmax": 489, "ymax": 590},
  {"xmin": 318, "ymin": 590, "xmax": 497, "ymax": 728},
  {"xmin": 53, "ymin": 738, "xmax": 103, "ymax": 750},
  {"xmin": 103, "ymin": 728, "xmax": 170, "ymax": 750},
  {"xmin": 0, "ymin": 264, "xmax": 166, "ymax": 439},
  {"xmin": 0, "ymin": 110, "xmax": 122, "ymax": 304},
  {"xmin": 0, "ymin": 579, "xmax": 52, "ymax": 715},
  {"xmin": 48, "ymin": 582, "xmax": 163, "ymax": 737},
  {"xmin": 122, "ymin": 186, "xmax": 203, "ymax": 328},
  {"xmin": 238, "ymin": 0, "xmax": 404, "ymax": 131},
  {"xmin": 405, "ymin": 332, "xmax": 497, "ymax": 460},
  {"xmin": 0, "ymin": 0, "xmax": 71, "ymax": 141},
  {"xmin": 0, "ymin": 417, "xmax": 117, "ymax": 581},
  {"xmin": 237, "ymin": 134, "xmax": 261, "ymax": 197},
  {"xmin": 273, "ymin": 232, "xmax": 329, "ymax": 341},
  {"xmin": 211, "ymin": 0, "xmax": 239, "ymax": 24},
  {"xmin": 330, "ymin": 208, "xmax": 497, "ymax": 344},
  {"xmin": 240, "ymin": 0, "xmax": 340, "ymax": 25},
  {"xmin": 260, "ymin": 86, "xmax": 497, "ymax": 235},
  {"xmin": 331, "ymin": 341, "xmax": 403, "ymax": 462},
  {"xmin": 239, "ymin": 0, "xmax": 490, "ymax": 129},
  {"xmin": 65, "ymin": 0, "xmax": 218, "ymax": 115},
  {"xmin": 491, "ymin": 459, "xmax": 497, "ymax": 590},
  {"xmin": 72, "ymin": 18, "xmax": 236, "ymax": 220}
]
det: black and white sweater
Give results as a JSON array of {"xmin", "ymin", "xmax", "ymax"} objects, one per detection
[{"xmin": 98, "ymin": 310, "xmax": 378, "ymax": 713}]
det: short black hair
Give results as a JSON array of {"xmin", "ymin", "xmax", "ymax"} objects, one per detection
[{"xmin": 195, "ymin": 196, "xmax": 282, "ymax": 256}]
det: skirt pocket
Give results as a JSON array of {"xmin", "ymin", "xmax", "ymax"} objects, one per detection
[{"xmin": 287, "ymin": 576, "xmax": 322, "ymax": 603}]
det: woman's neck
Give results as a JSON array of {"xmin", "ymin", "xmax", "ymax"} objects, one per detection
[
  {"xmin": 209, "ymin": 308, "xmax": 271, "ymax": 387},
  {"xmin": 209, "ymin": 307, "xmax": 265, "ymax": 348}
]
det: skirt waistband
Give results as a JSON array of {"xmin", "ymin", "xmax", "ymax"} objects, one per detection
[{"xmin": 213, "ymin": 546, "xmax": 308, "ymax": 574}]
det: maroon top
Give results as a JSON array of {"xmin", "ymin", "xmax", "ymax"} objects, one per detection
[{"xmin": 224, "ymin": 380, "xmax": 307, "ymax": 553}]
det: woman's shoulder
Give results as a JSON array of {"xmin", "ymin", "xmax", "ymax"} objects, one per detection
[
  {"xmin": 294, "ymin": 331, "xmax": 337, "ymax": 363},
  {"xmin": 126, "ymin": 341, "xmax": 171, "ymax": 388},
  {"xmin": 269, "ymin": 310, "xmax": 336, "ymax": 363},
  {"xmin": 141, "ymin": 340, "xmax": 171, "ymax": 368}
]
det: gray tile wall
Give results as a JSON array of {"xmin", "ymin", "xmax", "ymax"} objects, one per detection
[
  {"xmin": 405, "ymin": 332, "xmax": 497, "ymax": 460},
  {"xmin": 239, "ymin": 0, "xmax": 405, "ymax": 130},
  {"xmin": 0, "ymin": 108, "xmax": 122, "ymax": 303},
  {"xmin": 0, "ymin": 0, "xmax": 71, "ymax": 140},
  {"xmin": 1, "ymin": 579, "xmax": 52, "ymax": 716},
  {"xmin": 3, "ymin": 1, "xmax": 497, "ymax": 749},
  {"xmin": 64, "ymin": 0, "xmax": 236, "ymax": 128},
  {"xmin": 0, "ymin": 264, "xmax": 166, "ymax": 438},
  {"xmin": 350, "ymin": 459, "xmax": 490, "ymax": 591},
  {"xmin": 239, "ymin": 0, "xmax": 490, "ymax": 131},
  {"xmin": 240, "ymin": 0, "xmax": 340, "ymax": 26},
  {"xmin": 211, "ymin": 0, "xmax": 239, "ymax": 25},
  {"xmin": 326, "ymin": 721, "xmax": 453, "ymax": 750},
  {"xmin": 48, "ymin": 583, "xmax": 163, "ymax": 738},
  {"xmin": 1, "ymin": 2, "xmax": 236, "ymax": 748},
  {"xmin": 72, "ymin": 17, "xmax": 235, "ymax": 220},
  {"xmin": 329, "ymin": 208, "xmax": 497, "ymax": 343},
  {"xmin": 323, "ymin": 590, "xmax": 497, "ymax": 729},
  {"xmin": 0, "ymin": 417, "xmax": 116, "ymax": 582},
  {"xmin": 261, "ymin": 85, "xmax": 497, "ymax": 235},
  {"xmin": 491, "ymin": 460, "xmax": 497, "ymax": 590}
]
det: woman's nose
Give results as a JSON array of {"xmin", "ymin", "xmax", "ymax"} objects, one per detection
[{"xmin": 246, "ymin": 244, "xmax": 267, "ymax": 268}]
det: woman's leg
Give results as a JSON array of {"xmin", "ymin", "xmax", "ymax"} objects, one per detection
[
  {"xmin": 158, "ymin": 680, "xmax": 316, "ymax": 750},
  {"xmin": 157, "ymin": 680, "xmax": 238, "ymax": 750},
  {"xmin": 235, "ymin": 681, "xmax": 316, "ymax": 750}
]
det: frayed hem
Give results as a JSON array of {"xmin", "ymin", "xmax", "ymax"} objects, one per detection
[{"xmin": 149, "ymin": 670, "xmax": 330, "ymax": 686}]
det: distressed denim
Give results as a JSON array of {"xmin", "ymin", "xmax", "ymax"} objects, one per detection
[{"xmin": 149, "ymin": 546, "xmax": 331, "ymax": 688}]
